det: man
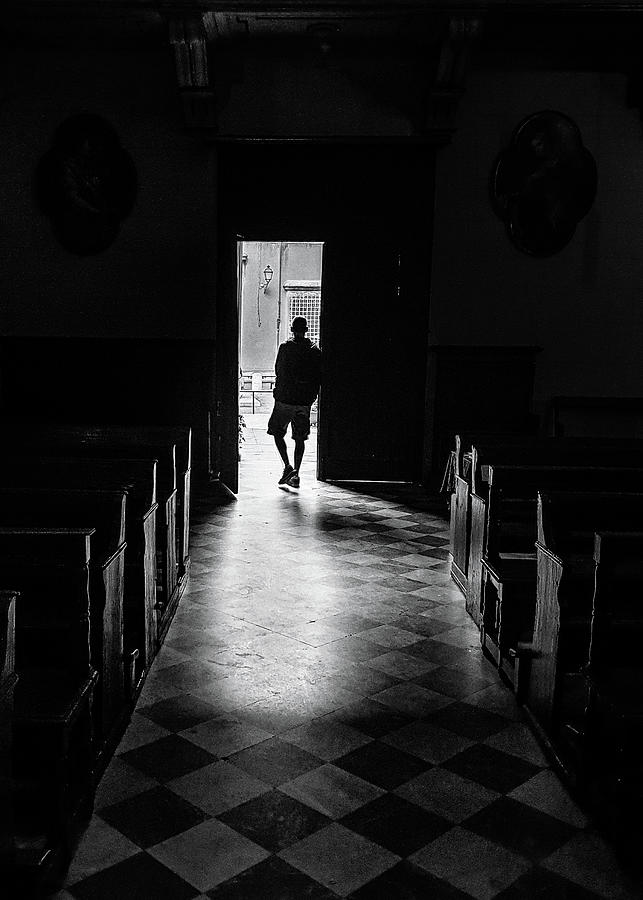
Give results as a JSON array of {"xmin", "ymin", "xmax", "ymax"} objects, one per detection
[{"xmin": 267, "ymin": 315, "xmax": 322, "ymax": 487}]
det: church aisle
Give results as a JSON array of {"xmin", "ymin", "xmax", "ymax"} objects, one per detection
[{"xmin": 53, "ymin": 441, "xmax": 640, "ymax": 899}]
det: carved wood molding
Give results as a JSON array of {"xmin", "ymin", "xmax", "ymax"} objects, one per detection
[
  {"xmin": 169, "ymin": 14, "xmax": 217, "ymax": 129},
  {"xmin": 423, "ymin": 15, "xmax": 483, "ymax": 135}
]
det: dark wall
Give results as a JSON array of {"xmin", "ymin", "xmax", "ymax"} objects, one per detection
[
  {"xmin": 0, "ymin": 43, "xmax": 218, "ymax": 481},
  {"xmin": 431, "ymin": 69, "xmax": 643, "ymax": 420}
]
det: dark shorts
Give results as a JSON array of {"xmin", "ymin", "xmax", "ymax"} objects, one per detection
[{"xmin": 267, "ymin": 401, "xmax": 312, "ymax": 440}]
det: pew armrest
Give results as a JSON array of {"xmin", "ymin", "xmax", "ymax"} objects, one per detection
[{"xmin": 509, "ymin": 641, "xmax": 539, "ymax": 660}]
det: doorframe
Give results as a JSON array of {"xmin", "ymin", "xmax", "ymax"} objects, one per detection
[
  {"xmin": 213, "ymin": 138, "xmax": 437, "ymax": 492},
  {"xmin": 217, "ymin": 232, "xmax": 328, "ymax": 492}
]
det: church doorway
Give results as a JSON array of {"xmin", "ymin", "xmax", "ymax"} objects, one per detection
[
  {"xmin": 238, "ymin": 240, "xmax": 324, "ymax": 488},
  {"xmin": 213, "ymin": 141, "xmax": 435, "ymax": 495}
]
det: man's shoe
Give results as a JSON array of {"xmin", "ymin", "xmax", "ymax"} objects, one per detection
[
  {"xmin": 278, "ymin": 464, "xmax": 295, "ymax": 485},
  {"xmin": 287, "ymin": 471, "xmax": 300, "ymax": 488}
]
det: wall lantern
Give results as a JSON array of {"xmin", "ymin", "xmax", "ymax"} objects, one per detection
[{"xmin": 262, "ymin": 264, "xmax": 274, "ymax": 292}]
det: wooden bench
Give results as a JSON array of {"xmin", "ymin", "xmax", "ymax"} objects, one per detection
[
  {"xmin": 0, "ymin": 591, "xmax": 17, "ymax": 874},
  {"xmin": 477, "ymin": 471, "xmax": 643, "ymax": 693},
  {"xmin": 449, "ymin": 433, "xmax": 541, "ymax": 594},
  {"xmin": 0, "ymin": 489, "xmax": 128, "ymax": 757},
  {"xmin": 0, "ymin": 529, "xmax": 98, "ymax": 879},
  {"xmin": 0, "ymin": 424, "xmax": 182, "ymax": 641},
  {"xmin": 0, "ymin": 457, "xmax": 158, "ymax": 692},
  {"xmin": 526, "ymin": 494, "xmax": 643, "ymax": 748},
  {"xmin": 578, "ymin": 531, "xmax": 643, "ymax": 792},
  {"xmin": 460, "ymin": 439, "xmax": 643, "ymax": 623}
]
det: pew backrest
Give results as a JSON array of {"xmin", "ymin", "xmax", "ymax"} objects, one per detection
[{"xmin": 589, "ymin": 530, "xmax": 643, "ymax": 671}]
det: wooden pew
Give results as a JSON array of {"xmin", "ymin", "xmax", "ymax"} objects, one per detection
[
  {"xmin": 0, "ymin": 457, "xmax": 158, "ymax": 692},
  {"xmin": 0, "ymin": 489, "xmax": 128, "ymax": 757},
  {"xmin": 578, "ymin": 531, "xmax": 643, "ymax": 791},
  {"xmin": 462, "ymin": 441, "xmax": 643, "ymax": 624},
  {"xmin": 478, "ymin": 471, "xmax": 643, "ymax": 688},
  {"xmin": 0, "ymin": 591, "xmax": 17, "ymax": 874},
  {"xmin": 0, "ymin": 424, "xmax": 182, "ymax": 641},
  {"xmin": 449, "ymin": 433, "xmax": 540, "ymax": 595},
  {"xmin": 126, "ymin": 425, "xmax": 191, "ymax": 580},
  {"xmin": 526, "ymin": 494, "xmax": 643, "ymax": 747},
  {"xmin": 0, "ymin": 529, "xmax": 98, "ymax": 879}
]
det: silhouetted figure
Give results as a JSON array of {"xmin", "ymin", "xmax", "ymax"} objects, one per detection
[{"xmin": 268, "ymin": 316, "xmax": 322, "ymax": 487}]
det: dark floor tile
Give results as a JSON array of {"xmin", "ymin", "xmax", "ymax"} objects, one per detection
[
  {"xmin": 376, "ymin": 576, "xmax": 433, "ymax": 593},
  {"xmin": 355, "ymin": 522, "xmax": 396, "ymax": 533},
  {"xmin": 357, "ymin": 539, "xmax": 414, "ymax": 555},
  {"xmin": 69, "ymin": 852, "xmax": 199, "ymax": 900},
  {"xmin": 412, "ymin": 666, "xmax": 494, "ymax": 700},
  {"xmin": 417, "ymin": 547, "xmax": 451, "ymax": 560},
  {"xmin": 329, "ymin": 613, "xmax": 382, "ymax": 635},
  {"xmin": 226, "ymin": 737, "xmax": 322, "ymax": 786},
  {"xmin": 218, "ymin": 789, "xmax": 331, "ymax": 852},
  {"xmin": 138, "ymin": 694, "xmax": 221, "ymax": 732},
  {"xmin": 406, "ymin": 533, "xmax": 451, "ymax": 544},
  {"xmin": 463, "ymin": 796, "xmax": 579, "ymax": 862},
  {"xmin": 98, "ymin": 786, "xmax": 209, "ymax": 848},
  {"xmin": 207, "ymin": 855, "xmax": 338, "ymax": 898},
  {"xmin": 328, "ymin": 698, "xmax": 413, "ymax": 737},
  {"xmin": 340, "ymin": 793, "xmax": 450, "ymax": 856},
  {"xmin": 387, "ymin": 615, "xmax": 454, "ymax": 638},
  {"xmin": 494, "ymin": 863, "xmax": 604, "ymax": 898},
  {"xmin": 335, "ymin": 740, "xmax": 429, "ymax": 790},
  {"xmin": 442, "ymin": 745, "xmax": 542, "ymax": 794},
  {"xmin": 347, "ymin": 860, "xmax": 471, "ymax": 899},
  {"xmin": 426, "ymin": 702, "xmax": 511, "ymax": 739},
  {"xmin": 406, "ymin": 640, "xmax": 477, "ymax": 667},
  {"xmin": 121, "ymin": 734, "xmax": 217, "ymax": 782}
]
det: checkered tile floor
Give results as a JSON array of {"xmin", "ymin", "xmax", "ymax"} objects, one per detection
[{"xmin": 52, "ymin": 436, "xmax": 641, "ymax": 898}]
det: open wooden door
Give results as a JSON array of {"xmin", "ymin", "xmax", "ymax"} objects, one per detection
[
  {"xmin": 212, "ymin": 234, "xmax": 242, "ymax": 494},
  {"xmin": 318, "ymin": 226, "xmax": 430, "ymax": 483}
]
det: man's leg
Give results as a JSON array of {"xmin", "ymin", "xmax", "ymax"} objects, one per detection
[
  {"xmin": 274, "ymin": 435, "xmax": 290, "ymax": 468},
  {"xmin": 293, "ymin": 438, "xmax": 305, "ymax": 473}
]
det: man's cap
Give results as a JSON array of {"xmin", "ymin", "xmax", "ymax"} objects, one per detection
[{"xmin": 291, "ymin": 316, "xmax": 308, "ymax": 333}]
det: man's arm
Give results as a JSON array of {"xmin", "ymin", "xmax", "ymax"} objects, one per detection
[{"xmin": 274, "ymin": 344, "xmax": 284, "ymax": 379}]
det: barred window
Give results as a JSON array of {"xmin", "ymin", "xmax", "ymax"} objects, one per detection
[{"xmin": 284, "ymin": 281, "xmax": 321, "ymax": 347}]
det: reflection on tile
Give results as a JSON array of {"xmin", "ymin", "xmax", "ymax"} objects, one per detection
[
  {"xmin": 226, "ymin": 737, "xmax": 323, "ymax": 786},
  {"xmin": 148, "ymin": 819, "xmax": 269, "ymax": 892},
  {"xmin": 381, "ymin": 721, "xmax": 475, "ymax": 764},
  {"xmin": 94, "ymin": 757, "xmax": 160, "ymax": 810},
  {"xmin": 280, "ymin": 718, "xmax": 372, "ymax": 761},
  {"xmin": 64, "ymin": 818, "xmax": 140, "ymax": 886},
  {"xmin": 166, "ymin": 760, "xmax": 270, "ymax": 816},
  {"xmin": 395, "ymin": 768, "xmax": 499, "ymax": 823},
  {"xmin": 410, "ymin": 826, "xmax": 531, "ymax": 899},
  {"xmin": 541, "ymin": 832, "xmax": 642, "ymax": 899},
  {"xmin": 280, "ymin": 763, "xmax": 385, "ymax": 819},
  {"xmin": 280, "ymin": 823, "xmax": 399, "ymax": 896},
  {"xmin": 508, "ymin": 770, "xmax": 588, "ymax": 828},
  {"xmin": 98, "ymin": 787, "xmax": 209, "ymax": 849}
]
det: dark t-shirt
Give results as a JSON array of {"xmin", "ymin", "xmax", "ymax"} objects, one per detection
[{"xmin": 273, "ymin": 337, "xmax": 322, "ymax": 406}]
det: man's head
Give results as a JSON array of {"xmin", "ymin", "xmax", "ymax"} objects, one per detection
[{"xmin": 291, "ymin": 316, "xmax": 308, "ymax": 338}]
